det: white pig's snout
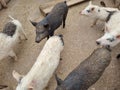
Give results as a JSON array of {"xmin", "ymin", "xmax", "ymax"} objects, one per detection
[{"xmin": 96, "ymin": 40, "xmax": 101, "ymax": 45}]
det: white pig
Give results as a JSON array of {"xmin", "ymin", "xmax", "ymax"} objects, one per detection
[
  {"xmin": 96, "ymin": 11, "xmax": 120, "ymax": 47},
  {"xmin": 81, "ymin": 1, "xmax": 119, "ymax": 27},
  {"xmin": 0, "ymin": 15, "xmax": 27, "ymax": 61},
  {"xmin": 13, "ymin": 35, "xmax": 64, "ymax": 90}
]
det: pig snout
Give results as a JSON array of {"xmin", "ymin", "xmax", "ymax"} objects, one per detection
[
  {"xmin": 58, "ymin": 34, "xmax": 64, "ymax": 45},
  {"xmin": 96, "ymin": 41, "xmax": 100, "ymax": 45},
  {"xmin": 35, "ymin": 32, "xmax": 48, "ymax": 43},
  {"xmin": 35, "ymin": 35, "xmax": 41, "ymax": 43}
]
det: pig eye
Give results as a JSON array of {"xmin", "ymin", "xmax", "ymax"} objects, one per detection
[{"xmin": 107, "ymin": 38, "xmax": 114, "ymax": 42}]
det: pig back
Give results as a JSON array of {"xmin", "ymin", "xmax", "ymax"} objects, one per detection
[
  {"xmin": 46, "ymin": 2, "xmax": 68, "ymax": 30},
  {"xmin": 63, "ymin": 48, "xmax": 111, "ymax": 90}
]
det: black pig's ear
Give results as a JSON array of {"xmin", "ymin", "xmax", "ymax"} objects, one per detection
[
  {"xmin": 43, "ymin": 23, "xmax": 49, "ymax": 28},
  {"xmin": 55, "ymin": 74, "xmax": 63, "ymax": 86},
  {"xmin": 30, "ymin": 20, "xmax": 37, "ymax": 27}
]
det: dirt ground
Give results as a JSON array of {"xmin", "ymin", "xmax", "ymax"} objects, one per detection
[{"xmin": 0, "ymin": 0, "xmax": 120, "ymax": 90}]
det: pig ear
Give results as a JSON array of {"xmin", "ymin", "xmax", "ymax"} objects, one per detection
[
  {"xmin": 30, "ymin": 20, "xmax": 37, "ymax": 27},
  {"xmin": 89, "ymin": 1, "xmax": 92, "ymax": 5},
  {"xmin": 12, "ymin": 70, "xmax": 23, "ymax": 82},
  {"xmin": 55, "ymin": 74, "xmax": 63, "ymax": 86},
  {"xmin": 43, "ymin": 23, "xmax": 49, "ymax": 28}
]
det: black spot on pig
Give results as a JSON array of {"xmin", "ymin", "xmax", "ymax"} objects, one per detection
[
  {"xmin": 55, "ymin": 47, "xmax": 111, "ymax": 90},
  {"xmin": 30, "ymin": 1, "xmax": 68, "ymax": 43},
  {"xmin": 106, "ymin": 11, "xmax": 116, "ymax": 23},
  {"xmin": 2, "ymin": 22, "xmax": 16, "ymax": 36}
]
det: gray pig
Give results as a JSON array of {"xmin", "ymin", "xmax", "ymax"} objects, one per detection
[
  {"xmin": 30, "ymin": 1, "xmax": 68, "ymax": 43},
  {"xmin": 55, "ymin": 47, "xmax": 111, "ymax": 90}
]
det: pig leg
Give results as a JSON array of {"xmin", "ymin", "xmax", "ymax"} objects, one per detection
[
  {"xmin": 8, "ymin": 50, "xmax": 17, "ymax": 61},
  {"xmin": 63, "ymin": 13, "xmax": 67, "ymax": 28},
  {"xmin": 47, "ymin": 36, "xmax": 49, "ymax": 40},
  {"xmin": 20, "ymin": 28, "xmax": 28, "ymax": 40},
  {"xmin": 50, "ymin": 32, "xmax": 54, "ymax": 36},
  {"xmin": 113, "ymin": 0, "xmax": 116, "ymax": 5},
  {"xmin": 47, "ymin": 32, "xmax": 54, "ymax": 40},
  {"xmin": 0, "ymin": 0, "xmax": 7, "ymax": 8},
  {"xmin": 91, "ymin": 19, "xmax": 98, "ymax": 27},
  {"xmin": 49, "ymin": 31, "xmax": 54, "ymax": 37},
  {"xmin": 18, "ymin": 36, "xmax": 22, "ymax": 44}
]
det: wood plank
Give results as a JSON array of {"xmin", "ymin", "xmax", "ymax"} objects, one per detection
[
  {"xmin": 39, "ymin": 0, "xmax": 90, "ymax": 16},
  {"xmin": 67, "ymin": 0, "xmax": 89, "ymax": 7}
]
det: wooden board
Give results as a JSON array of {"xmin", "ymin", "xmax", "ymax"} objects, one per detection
[{"xmin": 39, "ymin": 0, "xmax": 90, "ymax": 16}]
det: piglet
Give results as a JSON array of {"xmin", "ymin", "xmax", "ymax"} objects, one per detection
[
  {"xmin": 55, "ymin": 47, "xmax": 111, "ymax": 90},
  {"xmin": 0, "ymin": 15, "xmax": 27, "ymax": 61},
  {"xmin": 13, "ymin": 35, "xmax": 64, "ymax": 90},
  {"xmin": 30, "ymin": 1, "xmax": 68, "ymax": 43}
]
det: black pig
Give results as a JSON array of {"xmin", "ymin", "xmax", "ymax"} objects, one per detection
[
  {"xmin": 55, "ymin": 47, "xmax": 111, "ymax": 90},
  {"xmin": 30, "ymin": 1, "xmax": 68, "ymax": 43}
]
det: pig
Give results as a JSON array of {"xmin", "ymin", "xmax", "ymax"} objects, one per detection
[
  {"xmin": 0, "ymin": 15, "xmax": 27, "ymax": 61},
  {"xmin": 0, "ymin": 85, "xmax": 8, "ymax": 89},
  {"xmin": 13, "ymin": 35, "xmax": 64, "ymax": 90},
  {"xmin": 96, "ymin": 10, "xmax": 120, "ymax": 47},
  {"xmin": 80, "ymin": 1, "xmax": 119, "ymax": 27},
  {"xmin": 30, "ymin": 1, "xmax": 68, "ymax": 43},
  {"xmin": 55, "ymin": 47, "xmax": 111, "ymax": 90}
]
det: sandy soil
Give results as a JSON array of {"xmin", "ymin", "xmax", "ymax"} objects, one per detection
[{"xmin": 0, "ymin": 0, "xmax": 120, "ymax": 90}]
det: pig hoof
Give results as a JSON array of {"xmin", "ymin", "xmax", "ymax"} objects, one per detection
[
  {"xmin": 14, "ymin": 56, "xmax": 18, "ymax": 61},
  {"xmin": 116, "ymin": 54, "xmax": 120, "ymax": 59}
]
